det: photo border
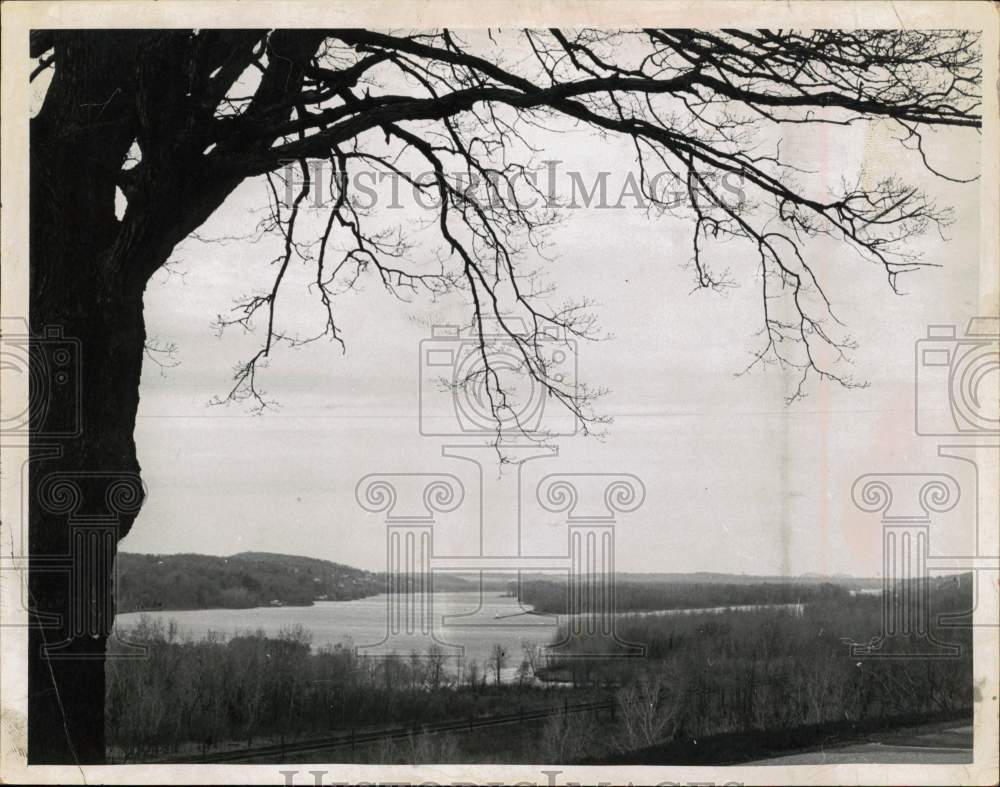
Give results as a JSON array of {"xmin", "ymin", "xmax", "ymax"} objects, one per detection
[{"xmin": 2, "ymin": 1, "xmax": 997, "ymax": 784}]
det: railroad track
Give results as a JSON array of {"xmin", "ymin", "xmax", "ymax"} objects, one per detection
[
  {"xmin": 152, "ymin": 674, "xmax": 800, "ymax": 763},
  {"xmin": 158, "ymin": 698, "xmax": 613, "ymax": 763}
]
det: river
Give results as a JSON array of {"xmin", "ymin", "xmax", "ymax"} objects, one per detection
[
  {"xmin": 115, "ymin": 591, "xmax": 555, "ymax": 676},
  {"xmin": 115, "ymin": 591, "xmax": 810, "ymax": 679}
]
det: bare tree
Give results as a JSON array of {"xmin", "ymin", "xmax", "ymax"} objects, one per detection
[
  {"xmin": 27, "ymin": 28, "xmax": 981, "ymax": 761},
  {"xmin": 614, "ymin": 669, "xmax": 682, "ymax": 752},
  {"xmin": 488, "ymin": 643, "xmax": 509, "ymax": 685},
  {"xmin": 465, "ymin": 660, "xmax": 481, "ymax": 691},
  {"xmin": 424, "ymin": 644, "xmax": 450, "ymax": 690},
  {"xmin": 538, "ymin": 706, "xmax": 601, "ymax": 762},
  {"xmin": 515, "ymin": 657, "xmax": 533, "ymax": 687}
]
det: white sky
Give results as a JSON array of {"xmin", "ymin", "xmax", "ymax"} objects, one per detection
[{"xmin": 121, "ymin": 85, "xmax": 983, "ymax": 576}]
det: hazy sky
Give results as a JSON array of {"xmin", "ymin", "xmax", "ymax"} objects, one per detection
[{"xmin": 120, "ymin": 69, "xmax": 983, "ymax": 576}]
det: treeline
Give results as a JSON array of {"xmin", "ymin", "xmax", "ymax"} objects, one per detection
[
  {"xmin": 106, "ymin": 619, "xmax": 569, "ymax": 762},
  {"xmin": 518, "ymin": 578, "xmax": 851, "ymax": 614},
  {"xmin": 115, "ymin": 552, "xmax": 382, "ymax": 611},
  {"xmin": 539, "ymin": 580, "xmax": 973, "ymax": 752},
  {"xmin": 613, "ymin": 572, "xmax": 882, "ymax": 588}
]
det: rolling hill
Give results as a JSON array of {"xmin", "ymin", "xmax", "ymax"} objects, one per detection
[{"xmin": 115, "ymin": 551, "xmax": 383, "ymax": 611}]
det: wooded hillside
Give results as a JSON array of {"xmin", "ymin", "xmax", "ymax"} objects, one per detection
[{"xmin": 115, "ymin": 552, "xmax": 382, "ymax": 610}]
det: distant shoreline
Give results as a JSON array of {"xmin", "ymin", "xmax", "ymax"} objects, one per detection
[{"xmin": 116, "ymin": 549, "xmax": 934, "ymax": 614}]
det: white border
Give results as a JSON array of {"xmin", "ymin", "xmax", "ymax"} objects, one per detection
[{"xmin": 2, "ymin": 2, "xmax": 998, "ymax": 784}]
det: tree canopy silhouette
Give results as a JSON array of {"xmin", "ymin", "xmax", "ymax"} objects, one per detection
[{"xmin": 27, "ymin": 28, "xmax": 980, "ymax": 763}]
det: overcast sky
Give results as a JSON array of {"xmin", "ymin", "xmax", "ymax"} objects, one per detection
[{"xmin": 120, "ymin": 74, "xmax": 983, "ymax": 576}]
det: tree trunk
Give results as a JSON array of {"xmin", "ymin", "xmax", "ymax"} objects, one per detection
[
  {"xmin": 27, "ymin": 292, "xmax": 147, "ymax": 764},
  {"xmin": 28, "ymin": 31, "xmax": 154, "ymax": 763},
  {"xmin": 26, "ymin": 29, "xmax": 315, "ymax": 762},
  {"xmin": 27, "ymin": 139, "xmax": 224, "ymax": 762}
]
